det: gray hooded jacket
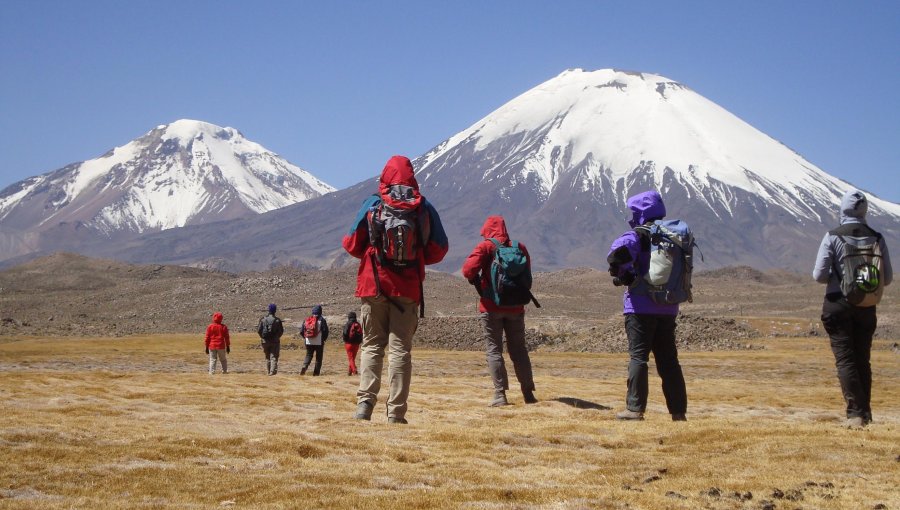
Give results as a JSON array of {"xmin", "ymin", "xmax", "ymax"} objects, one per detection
[{"xmin": 812, "ymin": 190, "xmax": 892, "ymax": 296}]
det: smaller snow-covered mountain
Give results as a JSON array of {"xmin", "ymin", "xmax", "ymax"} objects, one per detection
[{"xmin": 0, "ymin": 119, "xmax": 334, "ymax": 238}]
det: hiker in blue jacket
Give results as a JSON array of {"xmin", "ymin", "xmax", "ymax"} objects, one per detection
[
  {"xmin": 813, "ymin": 189, "xmax": 892, "ymax": 428},
  {"xmin": 607, "ymin": 190, "xmax": 687, "ymax": 421}
]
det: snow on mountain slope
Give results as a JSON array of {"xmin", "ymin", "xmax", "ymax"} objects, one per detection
[
  {"xmin": 418, "ymin": 69, "xmax": 900, "ymax": 221},
  {"xmin": 0, "ymin": 120, "xmax": 335, "ymax": 236}
]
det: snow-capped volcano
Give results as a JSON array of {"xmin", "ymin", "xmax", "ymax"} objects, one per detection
[
  {"xmin": 0, "ymin": 119, "xmax": 334, "ymax": 236},
  {"xmin": 411, "ymin": 69, "xmax": 900, "ymax": 270},
  {"xmin": 419, "ymin": 69, "xmax": 900, "ymax": 221}
]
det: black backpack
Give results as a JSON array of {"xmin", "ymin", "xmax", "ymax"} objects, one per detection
[{"xmin": 259, "ymin": 315, "xmax": 280, "ymax": 342}]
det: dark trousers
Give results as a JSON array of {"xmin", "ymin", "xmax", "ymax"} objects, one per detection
[
  {"xmin": 303, "ymin": 344, "xmax": 324, "ymax": 375},
  {"xmin": 821, "ymin": 297, "xmax": 877, "ymax": 421},
  {"xmin": 481, "ymin": 312, "xmax": 535, "ymax": 392},
  {"xmin": 624, "ymin": 314, "xmax": 687, "ymax": 414}
]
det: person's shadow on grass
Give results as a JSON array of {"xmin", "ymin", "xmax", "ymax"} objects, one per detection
[{"xmin": 553, "ymin": 397, "xmax": 611, "ymax": 410}]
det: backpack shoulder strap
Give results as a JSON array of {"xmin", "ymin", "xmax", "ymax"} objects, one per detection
[{"xmin": 632, "ymin": 225, "xmax": 652, "ymax": 251}]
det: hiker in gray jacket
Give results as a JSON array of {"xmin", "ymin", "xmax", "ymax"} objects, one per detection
[
  {"xmin": 258, "ymin": 303, "xmax": 284, "ymax": 375},
  {"xmin": 813, "ymin": 189, "xmax": 892, "ymax": 428}
]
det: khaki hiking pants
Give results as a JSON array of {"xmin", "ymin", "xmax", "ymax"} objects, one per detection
[
  {"xmin": 357, "ymin": 295, "xmax": 418, "ymax": 420},
  {"xmin": 208, "ymin": 349, "xmax": 227, "ymax": 374}
]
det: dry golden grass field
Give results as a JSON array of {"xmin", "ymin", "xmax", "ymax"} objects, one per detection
[{"xmin": 1, "ymin": 333, "xmax": 898, "ymax": 509}]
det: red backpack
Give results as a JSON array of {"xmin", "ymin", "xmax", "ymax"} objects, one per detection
[
  {"xmin": 348, "ymin": 321, "xmax": 363, "ymax": 342},
  {"xmin": 303, "ymin": 316, "xmax": 319, "ymax": 338}
]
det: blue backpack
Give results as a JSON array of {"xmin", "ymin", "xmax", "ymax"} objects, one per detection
[
  {"xmin": 486, "ymin": 238, "xmax": 539, "ymax": 308},
  {"xmin": 631, "ymin": 219, "xmax": 698, "ymax": 305}
]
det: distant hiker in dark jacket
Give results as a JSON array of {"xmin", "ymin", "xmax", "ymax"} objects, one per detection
[
  {"xmin": 813, "ymin": 189, "xmax": 892, "ymax": 428},
  {"xmin": 462, "ymin": 215, "xmax": 537, "ymax": 407},
  {"xmin": 607, "ymin": 190, "xmax": 687, "ymax": 422},
  {"xmin": 342, "ymin": 311, "xmax": 363, "ymax": 376},
  {"xmin": 205, "ymin": 312, "xmax": 230, "ymax": 375},
  {"xmin": 300, "ymin": 305, "xmax": 329, "ymax": 376},
  {"xmin": 257, "ymin": 303, "xmax": 284, "ymax": 375},
  {"xmin": 342, "ymin": 155, "xmax": 449, "ymax": 424}
]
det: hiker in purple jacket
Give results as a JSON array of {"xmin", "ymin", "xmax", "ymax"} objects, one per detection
[{"xmin": 607, "ymin": 190, "xmax": 687, "ymax": 421}]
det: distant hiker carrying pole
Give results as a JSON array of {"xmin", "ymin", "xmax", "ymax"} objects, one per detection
[
  {"xmin": 258, "ymin": 303, "xmax": 284, "ymax": 375},
  {"xmin": 205, "ymin": 312, "xmax": 231, "ymax": 375},
  {"xmin": 812, "ymin": 189, "xmax": 892, "ymax": 428},
  {"xmin": 462, "ymin": 215, "xmax": 539, "ymax": 407},
  {"xmin": 342, "ymin": 155, "xmax": 449, "ymax": 424},
  {"xmin": 607, "ymin": 190, "xmax": 694, "ymax": 422}
]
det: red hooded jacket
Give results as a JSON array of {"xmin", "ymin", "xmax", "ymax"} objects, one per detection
[
  {"xmin": 342, "ymin": 155, "xmax": 449, "ymax": 302},
  {"xmin": 461, "ymin": 215, "xmax": 531, "ymax": 314},
  {"xmin": 205, "ymin": 312, "xmax": 231, "ymax": 350}
]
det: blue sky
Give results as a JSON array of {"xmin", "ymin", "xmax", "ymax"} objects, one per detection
[{"xmin": 1, "ymin": 1, "xmax": 899, "ymax": 201}]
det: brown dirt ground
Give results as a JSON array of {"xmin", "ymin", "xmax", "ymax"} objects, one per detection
[{"xmin": 4, "ymin": 255, "xmax": 897, "ymax": 352}]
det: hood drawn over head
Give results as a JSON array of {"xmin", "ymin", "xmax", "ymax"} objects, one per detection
[
  {"xmin": 312, "ymin": 305, "xmax": 323, "ymax": 317},
  {"xmin": 627, "ymin": 190, "xmax": 666, "ymax": 228},
  {"xmin": 212, "ymin": 312, "xmax": 223, "ymax": 324},
  {"xmin": 840, "ymin": 189, "xmax": 868, "ymax": 223},
  {"xmin": 480, "ymin": 215, "xmax": 510, "ymax": 244},
  {"xmin": 379, "ymin": 155, "xmax": 422, "ymax": 209}
]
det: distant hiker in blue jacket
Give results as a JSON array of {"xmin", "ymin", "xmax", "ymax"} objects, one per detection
[
  {"xmin": 607, "ymin": 190, "xmax": 687, "ymax": 422},
  {"xmin": 813, "ymin": 189, "xmax": 892, "ymax": 428}
]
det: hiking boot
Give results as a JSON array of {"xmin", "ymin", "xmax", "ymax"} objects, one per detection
[
  {"xmin": 354, "ymin": 401, "xmax": 373, "ymax": 421},
  {"xmin": 844, "ymin": 416, "xmax": 865, "ymax": 428},
  {"xmin": 300, "ymin": 366, "xmax": 308, "ymax": 375},
  {"xmin": 387, "ymin": 417, "xmax": 408, "ymax": 424},
  {"xmin": 671, "ymin": 413, "xmax": 687, "ymax": 421},
  {"xmin": 489, "ymin": 391, "xmax": 510, "ymax": 407},
  {"xmin": 616, "ymin": 409, "xmax": 645, "ymax": 421},
  {"xmin": 523, "ymin": 390, "xmax": 538, "ymax": 404}
]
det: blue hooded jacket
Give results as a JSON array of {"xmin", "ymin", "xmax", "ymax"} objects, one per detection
[{"xmin": 607, "ymin": 190, "xmax": 678, "ymax": 315}]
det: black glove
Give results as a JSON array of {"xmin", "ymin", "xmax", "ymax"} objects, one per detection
[
  {"xmin": 205, "ymin": 347, "xmax": 209, "ymax": 355},
  {"xmin": 613, "ymin": 272, "xmax": 636, "ymax": 287},
  {"xmin": 226, "ymin": 346, "xmax": 230, "ymax": 354}
]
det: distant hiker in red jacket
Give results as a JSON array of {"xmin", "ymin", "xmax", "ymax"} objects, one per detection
[
  {"xmin": 462, "ymin": 216, "xmax": 538, "ymax": 406},
  {"xmin": 342, "ymin": 311, "xmax": 363, "ymax": 376},
  {"xmin": 205, "ymin": 312, "xmax": 230, "ymax": 375},
  {"xmin": 342, "ymin": 155, "xmax": 449, "ymax": 424}
]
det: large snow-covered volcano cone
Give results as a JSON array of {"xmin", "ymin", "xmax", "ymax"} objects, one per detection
[
  {"xmin": 0, "ymin": 119, "xmax": 334, "ymax": 261},
  {"xmin": 413, "ymin": 68, "xmax": 900, "ymax": 270}
]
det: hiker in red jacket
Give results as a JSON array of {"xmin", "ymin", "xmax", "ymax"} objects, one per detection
[
  {"xmin": 342, "ymin": 311, "xmax": 363, "ymax": 376},
  {"xmin": 342, "ymin": 155, "xmax": 449, "ymax": 424},
  {"xmin": 462, "ymin": 215, "xmax": 537, "ymax": 406},
  {"xmin": 204, "ymin": 312, "xmax": 231, "ymax": 374}
]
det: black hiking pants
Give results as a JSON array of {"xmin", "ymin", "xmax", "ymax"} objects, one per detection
[
  {"xmin": 625, "ymin": 313, "xmax": 687, "ymax": 415},
  {"xmin": 821, "ymin": 297, "xmax": 877, "ymax": 421},
  {"xmin": 303, "ymin": 344, "xmax": 324, "ymax": 375}
]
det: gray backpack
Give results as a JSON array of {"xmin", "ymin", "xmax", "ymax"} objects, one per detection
[{"xmin": 831, "ymin": 225, "xmax": 884, "ymax": 307}]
